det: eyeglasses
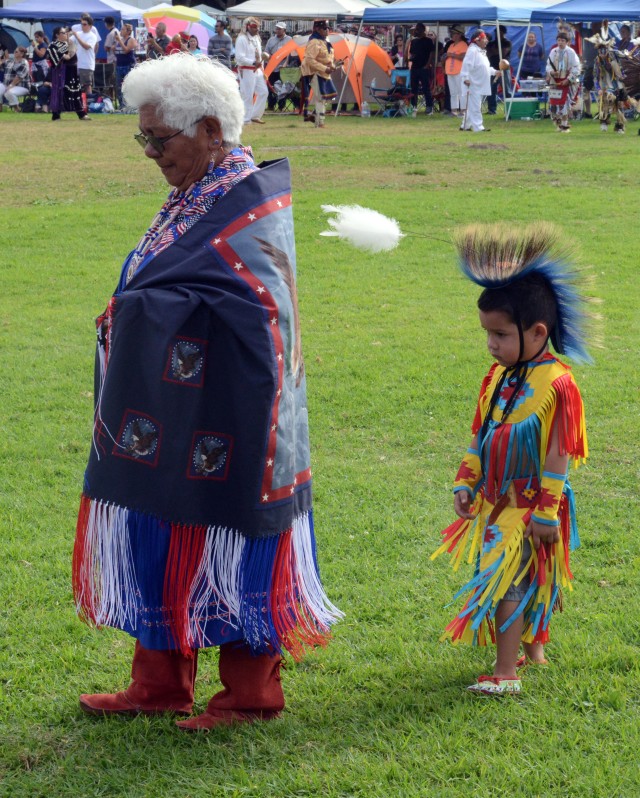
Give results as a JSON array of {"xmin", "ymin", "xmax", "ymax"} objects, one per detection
[{"xmin": 133, "ymin": 118, "xmax": 204, "ymax": 154}]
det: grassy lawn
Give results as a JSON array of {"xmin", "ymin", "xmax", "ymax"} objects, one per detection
[{"xmin": 0, "ymin": 111, "xmax": 638, "ymax": 798}]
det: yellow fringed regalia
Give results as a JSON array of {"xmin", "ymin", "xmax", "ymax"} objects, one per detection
[{"xmin": 432, "ymin": 353, "xmax": 587, "ymax": 646}]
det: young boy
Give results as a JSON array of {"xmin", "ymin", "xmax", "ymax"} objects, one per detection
[{"xmin": 432, "ymin": 223, "xmax": 593, "ymax": 695}]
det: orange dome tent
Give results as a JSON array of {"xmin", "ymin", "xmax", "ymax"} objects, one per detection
[{"xmin": 264, "ymin": 32, "xmax": 393, "ymax": 108}]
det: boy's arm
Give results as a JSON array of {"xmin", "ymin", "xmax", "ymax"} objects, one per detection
[
  {"xmin": 525, "ymin": 421, "xmax": 569, "ymax": 549},
  {"xmin": 453, "ymin": 434, "xmax": 481, "ymax": 520}
]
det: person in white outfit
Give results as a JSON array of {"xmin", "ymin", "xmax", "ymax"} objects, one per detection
[
  {"xmin": 235, "ymin": 16, "xmax": 269, "ymax": 125},
  {"xmin": 460, "ymin": 29, "xmax": 509, "ymax": 132}
]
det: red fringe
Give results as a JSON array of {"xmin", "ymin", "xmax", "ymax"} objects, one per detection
[
  {"xmin": 534, "ymin": 628, "xmax": 550, "ymax": 645},
  {"xmin": 444, "ymin": 609, "xmax": 496, "ymax": 646},
  {"xmin": 482, "ymin": 424, "xmax": 512, "ymax": 501},
  {"xmin": 472, "ymin": 364, "xmax": 499, "ymax": 435},
  {"xmin": 270, "ymin": 530, "xmax": 330, "ymax": 661},
  {"xmin": 72, "ymin": 494, "xmax": 95, "ymax": 624},
  {"xmin": 163, "ymin": 523, "xmax": 207, "ymax": 658},
  {"xmin": 439, "ymin": 517, "xmax": 468, "ymax": 554},
  {"xmin": 551, "ymin": 373, "xmax": 586, "ymax": 458}
]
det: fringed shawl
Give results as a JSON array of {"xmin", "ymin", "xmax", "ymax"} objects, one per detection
[{"xmin": 73, "ymin": 158, "xmax": 342, "ymax": 657}]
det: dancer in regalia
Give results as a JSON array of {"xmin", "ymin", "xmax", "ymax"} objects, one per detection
[
  {"xmin": 546, "ymin": 30, "xmax": 580, "ymax": 133},
  {"xmin": 72, "ymin": 54, "xmax": 342, "ymax": 730},
  {"xmin": 432, "ymin": 223, "xmax": 594, "ymax": 696},
  {"xmin": 589, "ymin": 29, "xmax": 631, "ymax": 134}
]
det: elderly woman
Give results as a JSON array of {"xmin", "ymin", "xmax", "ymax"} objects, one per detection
[
  {"xmin": 47, "ymin": 28, "xmax": 89, "ymax": 121},
  {"xmin": 460, "ymin": 29, "xmax": 509, "ymax": 132},
  {"xmin": 73, "ymin": 55, "xmax": 341, "ymax": 732}
]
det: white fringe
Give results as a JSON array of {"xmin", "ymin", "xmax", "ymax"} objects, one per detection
[
  {"xmin": 188, "ymin": 526, "xmax": 244, "ymax": 648},
  {"xmin": 77, "ymin": 500, "xmax": 140, "ymax": 631},
  {"xmin": 292, "ymin": 513, "xmax": 345, "ymax": 631}
]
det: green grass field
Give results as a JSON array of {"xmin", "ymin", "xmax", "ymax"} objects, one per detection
[{"xmin": 0, "ymin": 111, "xmax": 638, "ymax": 798}]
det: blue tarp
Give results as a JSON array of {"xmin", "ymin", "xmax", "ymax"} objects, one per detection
[
  {"xmin": 531, "ymin": 0, "xmax": 640, "ymax": 22},
  {"xmin": 0, "ymin": 0, "xmax": 121, "ymax": 23},
  {"xmin": 363, "ymin": 0, "xmax": 544, "ymax": 24}
]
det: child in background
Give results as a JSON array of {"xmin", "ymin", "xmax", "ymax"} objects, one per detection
[{"xmin": 432, "ymin": 223, "xmax": 594, "ymax": 695}]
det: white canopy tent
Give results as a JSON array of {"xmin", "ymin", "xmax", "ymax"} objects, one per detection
[{"xmin": 227, "ymin": 0, "xmax": 386, "ymax": 21}]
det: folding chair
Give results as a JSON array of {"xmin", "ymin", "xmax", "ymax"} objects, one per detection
[
  {"xmin": 270, "ymin": 65, "xmax": 302, "ymax": 114},
  {"xmin": 366, "ymin": 69, "xmax": 413, "ymax": 118}
]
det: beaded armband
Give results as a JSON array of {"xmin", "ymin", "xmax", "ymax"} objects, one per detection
[
  {"xmin": 453, "ymin": 447, "xmax": 482, "ymax": 496},
  {"xmin": 531, "ymin": 470, "xmax": 566, "ymax": 526}
]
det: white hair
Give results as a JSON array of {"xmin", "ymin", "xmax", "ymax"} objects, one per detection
[{"xmin": 122, "ymin": 54, "xmax": 244, "ymax": 146}]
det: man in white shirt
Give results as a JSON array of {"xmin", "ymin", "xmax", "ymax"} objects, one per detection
[
  {"xmin": 70, "ymin": 14, "xmax": 99, "ymax": 94},
  {"xmin": 235, "ymin": 16, "xmax": 269, "ymax": 124}
]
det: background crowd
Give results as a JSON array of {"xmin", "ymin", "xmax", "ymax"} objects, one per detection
[{"xmin": 0, "ymin": 12, "xmax": 638, "ymax": 127}]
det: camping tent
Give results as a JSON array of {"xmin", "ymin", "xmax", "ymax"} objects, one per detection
[
  {"xmin": 264, "ymin": 32, "xmax": 393, "ymax": 106},
  {"xmin": 531, "ymin": 0, "xmax": 640, "ymax": 22},
  {"xmin": 227, "ymin": 0, "xmax": 386, "ymax": 21}
]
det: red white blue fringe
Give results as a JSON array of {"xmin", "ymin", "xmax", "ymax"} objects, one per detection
[{"xmin": 73, "ymin": 495, "xmax": 343, "ymax": 659}]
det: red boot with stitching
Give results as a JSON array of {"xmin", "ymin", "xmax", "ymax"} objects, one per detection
[
  {"xmin": 176, "ymin": 642, "xmax": 284, "ymax": 731},
  {"xmin": 80, "ymin": 640, "xmax": 197, "ymax": 716}
]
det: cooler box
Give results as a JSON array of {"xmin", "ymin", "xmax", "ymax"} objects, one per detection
[{"xmin": 508, "ymin": 98, "xmax": 539, "ymax": 118}]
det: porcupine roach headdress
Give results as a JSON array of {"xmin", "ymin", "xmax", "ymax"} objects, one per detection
[{"xmin": 456, "ymin": 222, "xmax": 596, "ymax": 365}]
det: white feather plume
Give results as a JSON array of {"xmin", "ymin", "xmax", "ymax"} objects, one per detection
[{"xmin": 320, "ymin": 204, "xmax": 404, "ymax": 253}]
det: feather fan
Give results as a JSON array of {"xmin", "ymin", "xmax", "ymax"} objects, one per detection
[{"xmin": 320, "ymin": 205, "xmax": 404, "ymax": 253}]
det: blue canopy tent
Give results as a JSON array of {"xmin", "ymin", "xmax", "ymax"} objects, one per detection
[
  {"xmin": 508, "ymin": 0, "xmax": 640, "ymax": 118},
  {"xmin": 362, "ymin": 0, "xmax": 539, "ymax": 24},
  {"xmin": 0, "ymin": 0, "xmax": 122, "ymax": 24},
  {"xmin": 340, "ymin": 0, "xmax": 554, "ymax": 114},
  {"xmin": 0, "ymin": 0, "xmax": 123, "ymax": 60},
  {"xmin": 530, "ymin": 0, "xmax": 640, "ymax": 22}
]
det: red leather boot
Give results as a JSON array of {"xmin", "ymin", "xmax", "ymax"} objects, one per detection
[
  {"xmin": 80, "ymin": 640, "xmax": 197, "ymax": 716},
  {"xmin": 176, "ymin": 642, "xmax": 284, "ymax": 731}
]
